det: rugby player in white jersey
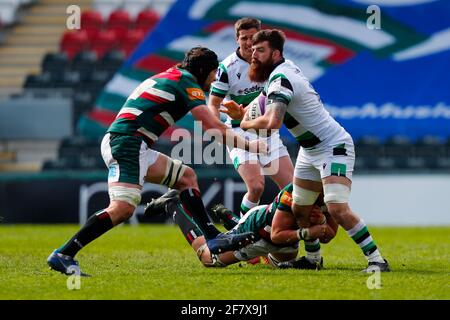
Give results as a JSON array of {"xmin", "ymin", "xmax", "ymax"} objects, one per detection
[
  {"xmin": 223, "ymin": 29, "xmax": 389, "ymax": 272},
  {"xmin": 208, "ymin": 18, "xmax": 294, "ymax": 219}
]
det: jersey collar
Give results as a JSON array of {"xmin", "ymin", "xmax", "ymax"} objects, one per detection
[
  {"xmin": 273, "ymin": 57, "xmax": 285, "ymax": 69},
  {"xmin": 236, "ymin": 48, "xmax": 249, "ymax": 64}
]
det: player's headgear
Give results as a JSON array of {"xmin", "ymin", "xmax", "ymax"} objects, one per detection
[{"xmin": 181, "ymin": 46, "xmax": 219, "ymax": 88}]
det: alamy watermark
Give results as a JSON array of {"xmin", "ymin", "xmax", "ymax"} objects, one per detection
[
  {"xmin": 66, "ymin": 265, "xmax": 81, "ymax": 290},
  {"xmin": 168, "ymin": 123, "xmax": 282, "ymax": 176},
  {"xmin": 367, "ymin": 5, "xmax": 381, "ymax": 30},
  {"xmin": 66, "ymin": 5, "xmax": 81, "ymax": 30},
  {"xmin": 366, "ymin": 266, "xmax": 382, "ymax": 289}
]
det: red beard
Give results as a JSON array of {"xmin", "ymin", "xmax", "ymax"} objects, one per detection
[{"xmin": 248, "ymin": 57, "xmax": 275, "ymax": 83}]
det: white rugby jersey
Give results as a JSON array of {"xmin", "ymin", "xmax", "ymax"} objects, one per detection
[
  {"xmin": 265, "ymin": 59, "xmax": 348, "ymax": 149},
  {"xmin": 210, "ymin": 49, "xmax": 264, "ymax": 127}
]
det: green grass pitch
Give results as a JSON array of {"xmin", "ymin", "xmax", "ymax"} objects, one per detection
[{"xmin": 0, "ymin": 224, "xmax": 448, "ymax": 300}]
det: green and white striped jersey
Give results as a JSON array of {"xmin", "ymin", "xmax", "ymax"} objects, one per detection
[
  {"xmin": 236, "ymin": 183, "xmax": 294, "ymax": 243},
  {"xmin": 265, "ymin": 59, "xmax": 347, "ymax": 149},
  {"xmin": 108, "ymin": 67, "xmax": 206, "ymax": 145},
  {"xmin": 210, "ymin": 50, "xmax": 264, "ymax": 126}
]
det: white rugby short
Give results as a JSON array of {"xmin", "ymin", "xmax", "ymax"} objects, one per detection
[
  {"xmin": 101, "ymin": 133, "xmax": 161, "ymax": 186},
  {"xmin": 227, "ymin": 128, "xmax": 290, "ymax": 169},
  {"xmin": 294, "ymin": 133, "xmax": 355, "ymax": 182}
]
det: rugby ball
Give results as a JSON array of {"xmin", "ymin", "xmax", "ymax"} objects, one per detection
[{"xmin": 247, "ymin": 94, "xmax": 266, "ymax": 120}]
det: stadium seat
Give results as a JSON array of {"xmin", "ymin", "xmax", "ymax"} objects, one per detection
[
  {"xmin": 90, "ymin": 69, "xmax": 111, "ymax": 85},
  {"xmin": 72, "ymin": 91, "xmax": 94, "ymax": 125},
  {"xmin": 107, "ymin": 9, "xmax": 132, "ymax": 29},
  {"xmin": 124, "ymin": 0, "xmax": 151, "ymax": 19},
  {"xmin": 121, "ymin": 28, "xmax": 145, "ymax": 57},
  {"xmin": 135, "ymin": 8, "xmax": 159, "ymax": 32},
  {"xmin": 415, "ymin": 135, "xmax": 444, "ymax": 157},
  {"xmin": 41, "ymin": 52, "xmax": 69, "ymax": 78},
  {"xmin": 79, "ymin": 10, "xmax": 102, "ymax": 44},
  {"xmin": 436, "ymin": 157, "xmax": 450, "ymax": 170},
  {"xmin": 99, "ymin": 50, "xmax": 125, "ymax": 72},
  {"xmin": 54, "ymin": 135, "xmax": 105, "ymax": 170},
  {"xmin": 81, "ymin": 9, "xmax": 103, "ymax": 26},
  {"xmin": 23, "ymin": 73, "xmax": 52, "ymax": 89},
  {"xmin": 72, "ymin": 50, "xmax": 98, "ymax": 71},
  {"xmin": 60, "ymin": 30, "xmax": 89, "ymax": 59},
  {"xmin": 90, "ymin": 29, "xmax": 117, "ymax": 58},
  {"xmin": 375, "ymin": 157, "xmax": 397, "ymax": 171},
  {"xmin": 93, "ymin": 0, "xmax": 123, "ymax": 20},
  {"xmin": 354, "ymin": 155, "xmax": 379, "ymax": 171},
  {"xmin": 107, "ymin": 25, "xmax": 128, "ymax": 43},
  {"xmin": 49, "ymin": 70, "xmax": 80, "ymax": 88},
  {"xmin": 69, "ymin": 51, "xmax": 98, "ymax": 88},
  {"xmin": 81, "ymin": 9, "xmax": 103, "ymax": 30},
  {"xmin": 60, "ymin": 136, "xmax": 100, "ymax": 154},
  {"xmin": 384, "ymin": 135, "xmax": 413, "ymax": 158},
  {"xmin": 355, "ymin": 135, "xmax": 384, "ymax": 158}
]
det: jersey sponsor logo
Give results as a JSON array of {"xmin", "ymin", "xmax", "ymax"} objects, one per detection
[
  {"xmin": 237, "ymin": 84, "xmax": 264, "ymax": 95},
  {"xmin": 280, "ymin": 192, "xmax": 293, "ymax": 207},
  {"xmin": 186, "ymin": 88, "xmax": 205, "ymax": 100}
]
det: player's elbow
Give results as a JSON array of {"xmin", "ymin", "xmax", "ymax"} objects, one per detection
[
  {"xmin": 319, "ymin": 225, "xmax": 337, "ymax": 244},
  {"xmin": 266, "ymin": 117, "xmax": 283, "ymax": 130},
  {"xmin": 270, "ymin": 230, "xmax": 285, "ymax": 245}
]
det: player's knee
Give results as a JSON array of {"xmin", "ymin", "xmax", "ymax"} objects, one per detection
[
  {"xmin": 108, "ymin": 185, "xmax": 140, "ymax": 223},
  {"xmin": 247, "ymin": 179, "xmax": 264, "ymax": 199},
  {"xmin": 327, "ymin": 203, "xmax": 351, "ymax": 224},
  {"xmin": 292, "ymin": 184, "xmax": 320, "ymax": 206},
  {"xmin": 177, "ymin": 166, "xmax": 198, "ymax": 189},
  {"xmin": 108, "ymin": 201, "xmax": 135, "ymax": 224},
  {"xmin": 196, "ymin": 243, "xmax": 226, "ymax": 268}
]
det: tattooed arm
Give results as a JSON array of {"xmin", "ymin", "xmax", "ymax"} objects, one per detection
[{"xmin": 240, "ymin": 98, "xmax": 287, "ymax": 130}]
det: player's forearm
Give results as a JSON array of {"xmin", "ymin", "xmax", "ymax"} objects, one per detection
[
  {"xmin": 207, "ymin": 94, "xmax": 224, "ymax": 119},
  {"xmin": 242, "ymin": 100, "xmax": 285, "ymax": 130},
  {"xmin": 203, "ymin": 117, "xmax": 252, "ymax": 152},
  {"xmin": 271, "ymin": 229, "xmax": 300, "ymax": 245},
  {"xmin": 209, "ymin": 105, "xmax": 221, "ymax": 119},
  {"xmin": 240, "ymin": 116, "xmax": 270, "ymax": 130}
]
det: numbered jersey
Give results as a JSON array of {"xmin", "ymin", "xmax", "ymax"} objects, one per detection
[
  {"xmin": 265, "ymin": 59, "xmax": 348, "ymax": 150},
  {"xmin": 210, "ymin": 50, "xmax": 264, "ymax": 126},
  {"xmin": 108, "ymin": 67, "xmax": 206, "ymax": 145}
]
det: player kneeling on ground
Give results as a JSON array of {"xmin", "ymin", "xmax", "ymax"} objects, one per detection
[{"xmin": 145, "ymin": 183, "xmax": 337, "ymax": 268}]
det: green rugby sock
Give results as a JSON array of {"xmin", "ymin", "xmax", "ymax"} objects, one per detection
[
  {"xmin": 240, "ymin": 195, "xmax": 259, "ymax": 218},
  {"xmin": 347, "ymin": 220, "xmax": 384, "ymax": 263}
]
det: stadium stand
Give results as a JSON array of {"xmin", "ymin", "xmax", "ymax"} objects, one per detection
[
  {"xmin": 1, "ymin": 0, "xmax": 449, "ymax": 175},
  {"xmin": 0, "ymin": 1, "xmax": 168, "ymax": 172}
]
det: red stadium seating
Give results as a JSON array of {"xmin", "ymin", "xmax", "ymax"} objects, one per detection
[
  {"xmin": 135, "ymin": 9, "xmax": 159, "ymax": 32},
  {"xmin": 90, "ymin": 29, "xmax": 117, "ymax": 58},
  {"xmin": 107, "ymin": 9, "xmax": 132, "ymax": 29},
  {"xmin": 107, "ymin": 25, "xmax": 129, "ymax": 43},
  {"xmin": 81, "ymin": 9, "xmax": 103, "ymax": 29},
  {"xmin": 121, "ymin": 29, "xmax": 146, "ymax": 57},
  {"xmin": 81, "ymin": 9, "xmax": 103, "ymax": 40},
  {"xmin": 60, "ymin": 30, "xmax": 89, "ymax": 59},
  {"xmin": 58, "ymin": 8, "xmax": 159, "ymax": 61}
]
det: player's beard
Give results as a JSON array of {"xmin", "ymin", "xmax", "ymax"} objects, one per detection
[{"xmin": 248, "ymin": 57, "xmax": 275, "ymax": 83}]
